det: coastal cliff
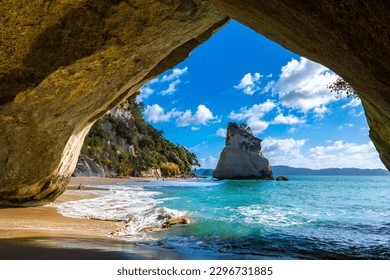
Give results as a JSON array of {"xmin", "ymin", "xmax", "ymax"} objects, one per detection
[
  {"xmin": 75, "ymin": 95, "xmax": 198, "ymax": 178},
  {"xmin": 213, "ymin": 123, "xmax": 273, "ymax": 180}
]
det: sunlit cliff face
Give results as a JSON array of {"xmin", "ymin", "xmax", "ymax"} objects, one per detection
[{"xmin": 0, "ymin": 0, "xmax": 389, "ymax": 205}]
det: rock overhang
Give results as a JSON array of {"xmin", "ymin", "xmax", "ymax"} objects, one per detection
[
  {"xmin": 0, "ymin": 0, "xmax": 228, "ymax": 204},
  {"xmin": 1, "ymin": 0, "xmax": 389, "ymax": 204}
]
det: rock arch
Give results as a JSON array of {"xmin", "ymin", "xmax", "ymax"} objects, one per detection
[{"xmin": 0, "ymin": 0, "xmax": 388, "ymax": 205}]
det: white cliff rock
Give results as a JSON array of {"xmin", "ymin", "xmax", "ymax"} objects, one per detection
[{"xmin": 213, "ymin": 123, "xmax": 273, "ymax": 180}]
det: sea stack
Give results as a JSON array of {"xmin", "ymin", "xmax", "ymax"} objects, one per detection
[{"xmin": 213, "ymin": 123, "xmax": 273, "ymax": 180}]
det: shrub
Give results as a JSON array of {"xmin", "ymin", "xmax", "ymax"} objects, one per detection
[{"xmin": 160, "ymin": 162, "xmax": 180, "ymax": 177}]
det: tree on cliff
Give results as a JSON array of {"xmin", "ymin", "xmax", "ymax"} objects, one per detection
[
  {"xmin": 327, "ymin": 77, "xmax": 358, "ymax": 98},
  {"xmin": 238, "ymin": 122, "xmax": 253, "ymax": 134}
]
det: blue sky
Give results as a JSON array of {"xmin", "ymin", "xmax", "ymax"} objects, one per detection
[{"xmin": 137, "ymin": 21, "xmax": 385, "ymax": 170}]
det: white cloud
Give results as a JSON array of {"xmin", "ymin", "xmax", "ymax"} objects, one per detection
[
  {"xmin": 342, "ymin": 98, "xmax": 361, "ymax": 109},
  {"xmin": 272, "ymin": 57, "xmax": 339, "ymax": 113},
  {"xmin": 161, "ymin": 67, "xmax": 188, "ymax": 82},
  {"xmin": 307, "ymin": 140, "xmax": 385, "ymax": 169},
  {"xmin": 143, "ymin": 103, "xmax": 217, "ymax": 128},
  {"xmin": 160, "ymin": 79, "xmax": 181, "ymax": 95},
  {"xmin": 272, "ymin": 113, "xmax": 305, "ymax": 125},
  {"xmin": 141, "ymin": 86, "xmax": 154, "ymax": 97},
  {"xmin": 216, "ymin": 128, "xmax": 227, "ymax": 137},
  {"xmin": 187, "ymin": 141, "xmax": 207, "ymax": 152},
  {"xmin": 147, "ymin": 77, "xmax": 159, "ymax": 85},
  {"xmin": 136, "ymin": 87, "xmax": 154, "ymax": 102},
  {"xmin": 143, "ymin": 104, "xmax": 180, "ymax": 123},
  {"xmin": 348, "ymin": 109, "xmax": 364, "ymax": 117},
  {"xmin": 338, "ymin": 123, "xmax": 355, "ymax": 130},
  {"xmin": 247, "ymin": 118, "xmax": 270, "ymax": 134},
  {"xmin": 234, "ymin": 72, "xmax": 262, "ymax": 95},
  {"xmin": 228, "ymin": 100, "xmax": 276, "ymax": 134},
  {"xmin": 262, "ymin": 137, "xmax": 306, "ymax": 158},
  {"xmin": 176, "ymin": 105, "xmax": 216, "ymax": 127},
  {"xmin": 262, "ymin": 137, "xmax": 307, "ymax": 167},
  {"xmin": 261, "ymin": 137, "xmax": 385, "ymax": 169},
  {"xmin": 309, "ymin": 140, "xmax": 358, "ymax": 154},
  {"xmin": 313, "ymin": 105, "xmax": 328, "ymax": 118},
  {"xmin": 138, "ymin": 67, "xmax": 188, "ymax": 99},
  {"xmin": 137, "ymin": 81, "xmax": 156, "ymax": 102},
  {"xmin": 261, "ymin": 80, "xmax": 275, "ymax": 94},
  {"xmin": 200, "ymin": 156, "xmax": 217, "ymax": 169},
  {"xmin": 159, "ymin": 67, "xmax": 188, "ymax": 95},
  {"xmin": 229, "ymin": 100, "xmax": 276, "ymax": 121}
]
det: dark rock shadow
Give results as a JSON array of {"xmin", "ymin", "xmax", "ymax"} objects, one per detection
[{"xmin": 0, "ymin": 0, "xmax": 124, "ymax": 106}]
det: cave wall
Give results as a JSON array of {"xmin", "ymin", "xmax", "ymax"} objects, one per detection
[
  {"xmin": 1, "ymin": 0, "xmax": 389, "ymax": 205},
  {"xmin": 0, "ymin": 0, "xmax": 228, "ymax": 205}
]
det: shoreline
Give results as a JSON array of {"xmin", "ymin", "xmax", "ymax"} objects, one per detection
[
  {"xmin": 0, "ymin": 176, "xmax": 186, "ymax": 260},
  {"xmin": 68, "ymin": 176, "xmax": 154, "ymax": 188}
]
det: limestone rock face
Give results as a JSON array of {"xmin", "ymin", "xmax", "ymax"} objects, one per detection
[
  {"xmin": 213, "ymin": 123, "xmax": 273, "ymax": 180},
  {"xmin": 0, "ymin": 0, "xmax": 228, "ymax": 205},
  {"xmin": 140, "ymin": 168, "xmax": 162, "ymax": 178},
  {"xmin": 74, "ymin": 154, "xmax": 106, "ymax": 178}
]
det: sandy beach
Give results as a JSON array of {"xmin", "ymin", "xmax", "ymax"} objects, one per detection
[{"xmin": 0, "ymin": 176, "xmax": 186, "ymax": 260}]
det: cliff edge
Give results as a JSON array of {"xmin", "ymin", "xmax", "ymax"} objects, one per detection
[{"xmin": 213, "ymin": 123, "xmax": 273, "ymax": 180}]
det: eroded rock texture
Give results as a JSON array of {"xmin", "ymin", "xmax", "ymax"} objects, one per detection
[
  {"xmin": 213, "ymin": 0, "xmax": 390, "ymax": 170},
  {"xmin": 0, "ymin": 0, "xmax": 228, "ymax": 205},
  {"xmin": 1, "ymin": 0, "xmax": 389, "ymax": 205},
  {"xmin": 213, "ymin": 123, "xmax": 273, "ymax": 180}
]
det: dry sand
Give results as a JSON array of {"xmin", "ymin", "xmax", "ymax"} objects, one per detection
[
  {"xmin": 68, "ymin": 176, "xmax": 153, "ymax": 188},
  {"xmin": 0, "ymin": 177, "xmax": 186, "ymax": 260}
]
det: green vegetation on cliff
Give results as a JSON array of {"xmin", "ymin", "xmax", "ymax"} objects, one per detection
[{"xmin": 77, "ymin": 94, "xmax": 199, "ymax": 177}]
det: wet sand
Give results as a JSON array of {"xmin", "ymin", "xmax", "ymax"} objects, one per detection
[{"xmin": 0, "ymin": 177, "xmax": 186, "ymax": 260}]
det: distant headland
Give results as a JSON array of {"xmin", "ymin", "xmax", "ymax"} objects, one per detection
[
  {"xmin": 271, "ymin": 166, "xmax": 390, "ymax": 176},
  {"xmin": 193, "ymin": 166, "xmax": 389, "ymax": 177}
]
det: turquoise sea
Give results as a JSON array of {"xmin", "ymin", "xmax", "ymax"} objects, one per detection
[{"xmin": 57, "ymin": 176, "xmax": 390, "ymax": 259}]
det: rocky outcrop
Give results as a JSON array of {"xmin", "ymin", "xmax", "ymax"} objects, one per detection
[
  {"xmin": 114, "ymin": 217, "xmax": 191, "ymax": 234},
  {"xmin": 213, "ymin": 123, "xmax": 273, "ymax": 180},
  {"xmin": 162, "ymin": 217, "xmax": 191, "ymax": 229},
  {"xmin": 140, "ymin": 169, "xmax": 162, "ymax": 179},
  {"xmin": 276, "ymin": 176, "xmax": 289, "ymax": 181},
  {"xmin": 74, "ymin": 154, "xmax": 106, "ymax": 177},
  {"xmin": 1, "ymin": 0, "xmax": 390, "ymax": 205},
  {"xmin": 0, "ymin": 0, "xmax": 227, "ymax": 205}
]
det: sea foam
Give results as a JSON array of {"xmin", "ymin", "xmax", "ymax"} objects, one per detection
[
  {"xmin": 224, "ymin": 205, "xmax": 319, "ymax": 227},
  {"xmin": 55, "ymin": 185, "xmax": 188, "ymax": 241}
]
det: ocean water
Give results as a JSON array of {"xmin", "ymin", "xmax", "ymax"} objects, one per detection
[{"xmin": 56, "ymin": 176, "xmax": 390, "ymax": 259}]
